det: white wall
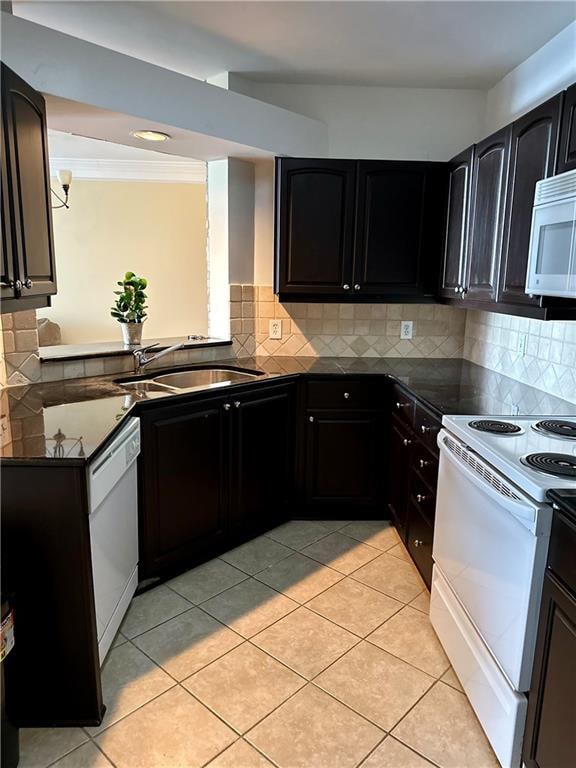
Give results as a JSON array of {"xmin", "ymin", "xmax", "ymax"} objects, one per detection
[
  {"xmin": 230, "ymin": 78, "xmax": 486, "ymax": 160},
  {"xmin": 485, "ymin": 21, "xmax": 576, "ymax": 133}
]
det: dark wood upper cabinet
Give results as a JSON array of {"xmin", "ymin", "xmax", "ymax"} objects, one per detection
[
  {"xmin": 499, "ymin": 95, "xmax": 563, "ymax": 307},
  {"xmin": 354, "ymin": 161, "xmax": 447, "ymax": 298},
  {"xmin": 1, "ymin": 63, "xmax": 57, "ymax": 309},
  {"xmin": 440, "ymin": 146, "xmax": 474, "ymax": 299},
  {"xmin": 1, "ymin": 107, "xmax": 16, "ymax": 302},
  {"xmin": 275, "ymin": 157, "xmax": 356, "ymax": 299},
  {"xmin": 557, "ymin": 82, "xmax": 576, "ymax": 173},
  {"xmin": 466, "ymin": 126, "xmax": 512, "ymax": 303}
]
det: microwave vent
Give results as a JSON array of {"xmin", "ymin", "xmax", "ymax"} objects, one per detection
[{"xmin": 535, "ymin": 169, "xmax": 576, "ymax": 205}]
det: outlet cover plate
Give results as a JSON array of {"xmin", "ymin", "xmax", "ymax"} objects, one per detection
[
  {"xmin": 269, "ymin": 320, "xmax": 282, "ymax": 340},
  {"xmin": 400, "ymin": 320, "xmax": 413, "ymax": 340}
]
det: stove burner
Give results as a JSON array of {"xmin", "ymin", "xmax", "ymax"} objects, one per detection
[
  {"xmin": 521, "ymin": 453, "xmax": 576, "ymax": 478},
  {"xmin": 532, "ymin": 420, "xmax": 576, "ymax": 440},
  {"xmin": 469, "ymin": 420, "xmax": 522, "ymax": 435}
]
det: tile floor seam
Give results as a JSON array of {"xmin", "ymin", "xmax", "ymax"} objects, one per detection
[
  {"xmin": 220, "ymin": 546, "xmax": 295, "ymax": 578},
  {"xmin": 163, "ymin": 567, "xmax": 252, "ymax": 605},
  {"xmin": 385, "ymin": 678, "xmax": 448, "ymax": 761},
  {"xmin": 348, "ymin": 565, "xmax": 425, "ymax": 602},
  {"xmin": 121, "ymin": 599, "xmax": 196, "ymax": 641},
  {"xmin": 263, "ymin": 518, "xmax": 353, "ymax": 552},
  {"xmin": 354, "ymin": 732, "xmax": 390, "ymax": 768},
  {"xmin": 198, "ymin": 735, "xmax": 281, "ymax": 768},
  {"xmin": 337, "ymin": 529, "xmax": 401, "ymax": 555},
  {"xmin": 301, "ymin": 538, "xmax": 386, "ymax": 575},
  {"xmin": 362, "ymin": 632, "xmax": 451, "ymax": 681}
]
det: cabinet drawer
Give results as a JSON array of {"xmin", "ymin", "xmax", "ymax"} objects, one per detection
[
  {"xmin": 392, "ymin": 386, "xmax": 415, "ymax": 426},
  {"xmin": 415, "ymin": 404, "xmax": 441, "ymax": 453},
  {"xmin": 410, "ymin": 479, "xmax": 436, "ymax": 525},
  {"xmin": 407, "ymin": 500, "xmax": 434, "ymax": 588},
  {"xmin": 412, "ymin": 444, "xmax": 439, "ymax": 492},
  {"xmin": 548, "ymin": 509, "xmax": 576, "ymax": 594},
  {"xmin": 306, "ymin": 379, "xmax": 380, "ymax": 410}
]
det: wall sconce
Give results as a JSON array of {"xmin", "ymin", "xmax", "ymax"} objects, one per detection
[{"xmin": 51, "ymin": 169, "xmax": 73, "ymax": 210}]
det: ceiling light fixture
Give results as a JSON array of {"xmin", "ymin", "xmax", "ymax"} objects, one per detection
[{"xmin": 130, "ymin": 130, "xmax": 171, "ymax": 143}]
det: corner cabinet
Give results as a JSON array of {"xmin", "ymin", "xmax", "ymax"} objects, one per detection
[
  {"xmin": 1, "ymin": 63, "xmax": 57, "ymax": 312},
  {"xmin": 139, "ymin": 381, "xmax": 296, "ymax": 582},
  {"xmin": 275, "ymin": 157, "xmax": 448, "ymax": 302}
]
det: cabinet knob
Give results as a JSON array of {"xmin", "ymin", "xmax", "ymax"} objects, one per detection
[
  {"xmin": 460, "ymin": 287, "xmax": 468, "ymax": 297},
  {"xmin": 413, "ymin": 539, "xmax": 424, "ymax": 548},
  {"xmin": 309, "ymin": 416, "xmax": 314, "ymax": 422},
  {"xmin": 234, "ymin": 401, "xmax": 241, "ymax": 409},
  {"xmin": 416, "ymin": 493, "xmax": 429, "ymax": 503},
  {"xmin": 13, "ymin": 279, "xmax": 22, "ymax": 291},
  {"xmin": 396, "ymin": 402, "xmax": 409, "ymax": 409},
  {"xmin": 454, "ymin": 286, "xmax": 459, "ymax": 294},
  {"xmin": 403, "ymin": 438, "xmax": 412, "ymax": 447},
  {"xmin": 22, "ymin": 278, "xmax": 33, "ymax": 289},
  {"xmin": 420, "ymin": 425, "xmax": 431, "ymax": 434},
  {"xmin": 354, "ymin": 284, "xmax": 361, "ymax": 291},
  {"xmin": 343, "ymin": 392, "xmax": 350, "ymax": 399},
  {"xmin": 419, "ymin": 459, "xmax": 431, "ymax": 468},
  {"xmin": 223, "ymin": 403, "xmax": 231, "ymax": 411},
  {"xmin": 343, "ymin": 284, "xmax": 350, "ymax": 291}
]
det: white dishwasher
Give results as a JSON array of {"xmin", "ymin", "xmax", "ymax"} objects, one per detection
[{"xmin": 87, "ymin": 417, "xmax": 140, "ymax": 664}]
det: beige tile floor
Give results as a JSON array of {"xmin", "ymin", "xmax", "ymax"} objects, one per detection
[{"xmin": 20, "ymin": 521, "xmax": 498, "ymax": 768}]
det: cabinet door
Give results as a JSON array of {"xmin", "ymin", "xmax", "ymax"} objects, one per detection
[
  {"xmin": 466, "ymin": 126, "xmax": 511, "ymax": 303},
  {"xmin": 354, "ymin": 161, "xmax": 447, "ymax": 298},
  {"xmin": 230, "ymin": 384, "xmax": 295, "ymax": 535},
  {"xmin": 2, "ymin": 64, "xmax": 56, "ymax": 299},
  {"xmin": 275, "ymin": 158, "xmax": 356, "ymax": 298},
  {"xmin": 304, "ymin": 410, "xmax": 381, "ymax": 509},
  {"xmin": 557, "ymin": 82, "xmax": 576, "ymax": 173},
  {"xmin": 499, "ymin": 95, "xmax": 562, "ymax": 306},
  {"xmin": 405, "ymin": 498, "xmax": 434, "ymax": 588},
  {"xmin": 440, "ymin": 147, "xmax": 474, "ymax": 299},
  {"xmin": 523, "ymin": 572, "xmax": 576, "ymax": 768},
  {"xmin": 139, "ymin": 398, "xmax": 228, "ymax": 580},
  {"xmin": 386, "ymin": 414, "xmax": 413, "ymax": 541},
  {"xmin": 1, "ymin": 107, "xmax": 16, "ymax": 300}
]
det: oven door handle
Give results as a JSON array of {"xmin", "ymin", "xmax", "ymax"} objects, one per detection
[{"xmin": 438, "ymin": 432, "xmax": 540, "ymax": 528}]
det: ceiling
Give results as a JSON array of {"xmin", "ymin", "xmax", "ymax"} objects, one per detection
[{"xmin": 13, "ymin": 1, "xmax": 576, "ymax": 89}]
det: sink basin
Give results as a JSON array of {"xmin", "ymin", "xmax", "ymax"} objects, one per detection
[
  {"xmin": 119, "ymin": 380, "xmax": 177, "ymax": 394},
  {"xmin": 153, "ymin": 368, "xmax": 261, "ymax": 390}
]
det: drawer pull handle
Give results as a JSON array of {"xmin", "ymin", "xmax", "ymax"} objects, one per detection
[
  {"xmin": 396, "ymin": 402, "xmax": 410, "ymax": 409},
  {"xmin": 416, "ymin": 493, "xmax": 429, "ymax": 503},
  {"xmin": 419, "ymin": 459, "xmax": 432, "ymax": 468},
  {"xmin": 403, "ymin": 438, "xmax": 412, "ymax": 447},
  {"xmin": 413, "ymin": 539, "xmax": 424, "ymax": 548},
  {"xmin": 343, "ymin": 284, "xmax": 350, "ymax": 290},
  {"xmin": 343, "ymin": 392, "xmax": 350, "ymax": 399},
  {"xmin": 421, "ymin": 425, "xmax": 432, "ymax": 434}
]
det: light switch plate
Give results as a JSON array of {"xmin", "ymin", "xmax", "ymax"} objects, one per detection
[
  {"xmin": 269, "ymin": 320, "xmax": 282, "ymax": 340},
  {"xmin": 400, "ymin": 320, "xmax": 413, "ymax": 340}
]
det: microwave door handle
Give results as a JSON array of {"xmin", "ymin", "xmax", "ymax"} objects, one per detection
[{"xmin": 438, "ymin": 434, "xmax": 538, "ymax": 525}]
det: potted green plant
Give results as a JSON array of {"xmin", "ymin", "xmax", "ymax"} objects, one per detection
[{"xmin": 111, "ymin": 271, "xmax": 148, "ymax": 346}]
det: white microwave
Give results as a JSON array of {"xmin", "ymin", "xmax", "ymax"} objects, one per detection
[{"xmin": 526, "ymin": 169, "xmax": 576, "ymax": 299}]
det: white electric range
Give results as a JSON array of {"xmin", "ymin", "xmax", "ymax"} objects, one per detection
[{"xmin": 430, "ymin": 416, "xmax": 576, "ymax": 768}]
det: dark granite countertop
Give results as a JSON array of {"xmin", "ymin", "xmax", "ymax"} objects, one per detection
[{"xmin": 2, "ymin": 356, "xmax": 575, "ymax": 464}]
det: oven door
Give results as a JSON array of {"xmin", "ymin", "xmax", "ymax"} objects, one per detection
[
  {"xmin": 432, "ymin": 430, "xmax": 551, "ymax": 691},
  {"xmin": 526, "ymin": 197, "xmax": 576, "ymax": 298}
]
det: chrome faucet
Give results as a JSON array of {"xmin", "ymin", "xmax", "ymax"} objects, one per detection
[{"xmin": 133, "ymin": 342, "xmax": 184, "ymax": 374}]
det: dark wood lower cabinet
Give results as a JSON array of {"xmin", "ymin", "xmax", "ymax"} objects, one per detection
[
  {"xmin": 139, "ymin": 382, "xmax": 296, "ymax": 582},
  {"xmin": 386, "ymin": 414, "xmax": 413, "ymax": 540},
  {"xmin": 139, "ymin": 396, "xmax": 229, "ymax": 582},
  {"xmin": 523, "ymin": 499, "xmax": 576, "ymax": 768},
  {"xmin": 405, "ymin": 498, "xmax": 434, "ymax": 587},
  {"xmin": 304, "ymin": 410, "xmax": 381, "ymax": 510}
]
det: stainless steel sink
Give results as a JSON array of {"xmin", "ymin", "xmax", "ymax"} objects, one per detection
[
  {"xmin": 119, "ymin": 380, "xmax": 177, "ymax": 394},
  {"xmin": 153, "ymin": 368, "xmax": 260, "ymax": 390}
]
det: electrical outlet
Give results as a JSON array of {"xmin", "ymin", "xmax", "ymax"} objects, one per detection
[
  {"xmin": 269, "ymin": 319, "xmax": 282, "ymax": 340},
  {"xmin": 518, "ymin": 333, "xmax": 528, "ymax": 357},
  {"xmin": 400, "ymin": 320, "xmax": 413, "ymax": 340}
]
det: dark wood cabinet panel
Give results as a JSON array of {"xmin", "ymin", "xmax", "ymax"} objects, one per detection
[
  {"xmin": 139, "ymin": 398, "xmax": 229, "ymax": 580},
  {"xmin": 499, "ymin": 95, "xmax": 563, "ymax": 307},
  {"xmin": 354, "ymin": 161, "xmax": 447, "ymax": 298},
  {"xmin": 523, "ymin": 572, "xmax": 576, "ymax": 768},
  {"xmin": 275, "ymin": 158, "xmax": 356, "ymax": 298},
  {"xmin": 1, "ymin": 63, "xmax": 56, "ymax": 303},
  {"xmin": 466, "ymin": 126, "xmax": 511, "ymax": 303},
  {"xmin": 304, "ymin": 410, "xmax": 382, "ymax": 509},
  {"xmin": 230, "ymin": 384, "xmax": 295, "ymax": 535},
  {"xmin": 557, "ymin": 82, "xmax": 576, "ymax": 173},
  {"xmin": 440, "ymin": 146, "xmax": 474, "ymax": 299},
  {"xmin": 386, "ymin": 414, "xmax": 413, "ymax": 540},
  {"xmin": 405, "ymin": 498, "xmax": 434, "ymax": 588},
  {"xmin": 1, "ymin": 108, "xmax": 16, "ymax": 301}
]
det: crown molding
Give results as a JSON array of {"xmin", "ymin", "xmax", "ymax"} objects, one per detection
[{"xmin": 49, "ymin": 157, "xmax": 206, "ymax": 183}]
